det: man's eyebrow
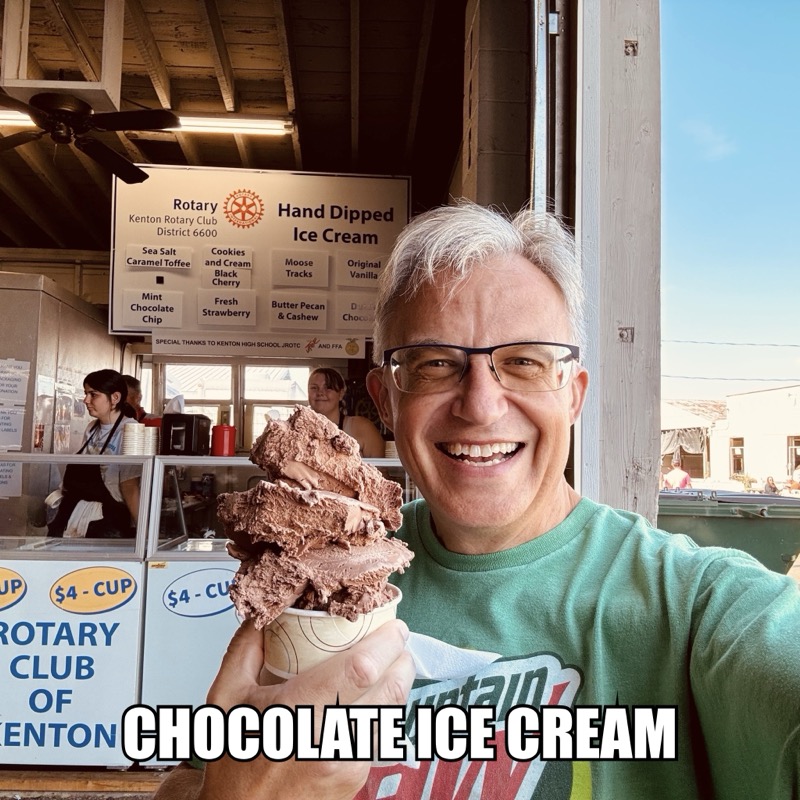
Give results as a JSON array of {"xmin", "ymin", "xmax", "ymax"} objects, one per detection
[{"xmin": 395, "ymin": 339, "xmax": 451, "ymax": 347}]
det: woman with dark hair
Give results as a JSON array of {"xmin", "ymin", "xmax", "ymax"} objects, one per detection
[
  {"xmin": 47, "ymin": 369, "xmax": 142, "ymax": 538},
  {"xmin": 307, "ymin": 367, "xmax": 385, "ymax": 457}
]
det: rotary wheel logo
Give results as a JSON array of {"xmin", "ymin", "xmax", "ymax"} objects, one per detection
[
  {"xmin": 345, "ymin": 339, "xmax": 360, "ymax": 356},
  {"xmin": 223, "ymin": 189, "xmax": 264, "ymax": 229}
]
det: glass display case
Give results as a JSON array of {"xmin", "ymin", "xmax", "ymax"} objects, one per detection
[
  {"xmin": 146, "ymin": 455, "xmax": 264, "ymax": 554},
  {"xmin": 138, "ymin": 454, "xmax": 414, "ymax": 764},
  {"xmin": 140, "ymin": 456, "xmax": 252, "ymax": 763},
  {"xmin": 145, "ymin": 455, "xmax": 415, "ymax": 558},
  {"xmin": 0, "ymin": 453, "xmax": 152, "ymax": 559},
  {"xmin": 0, "ymin": 453, "xmax": 152, "ymax": 768}
]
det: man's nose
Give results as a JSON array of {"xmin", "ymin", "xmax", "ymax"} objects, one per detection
[{"xmin": 450, "ymin": 355, "xmax": 507, "ymax": 424}]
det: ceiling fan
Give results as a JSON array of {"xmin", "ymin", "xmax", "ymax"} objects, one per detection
[{"xmin": 0, "ymin": 91, "xmax": 180, "ymax": 184}]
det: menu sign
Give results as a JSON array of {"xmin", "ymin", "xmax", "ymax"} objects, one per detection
[{"xmin": 110, "ymin": 168, "xmax": 409, "ymax": 349}]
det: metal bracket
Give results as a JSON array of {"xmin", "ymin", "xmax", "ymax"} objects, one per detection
[{"xmin": 618, "ymin": 326, "xmax": 635, "ymax": 343}]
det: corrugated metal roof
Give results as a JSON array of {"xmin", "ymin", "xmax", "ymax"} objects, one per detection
[{"xmin": 661, "ymin": 399, "xmax": 727, "ymax": 431}]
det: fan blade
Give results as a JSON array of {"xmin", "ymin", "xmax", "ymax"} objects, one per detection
[
  {"xmin": 89, "ymin": 108, "xmax": 180, "ymax": 132},
  {"xmin": 0, "ymin": 129, "xmax": 46, "ymax": 151},
  {"xmin": 0, "ymin": 92, "xmax": 36, "ymax": 114},
  {"xmin": 0, "ymin": 92, "xmax": 51, "ymax": 129},
  {"xmin": 73, "ymin": 136, "xmax": 149, "ymax": 184}
]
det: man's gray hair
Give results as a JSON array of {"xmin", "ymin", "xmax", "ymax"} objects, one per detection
[{"xmin": 372, "ymin": 200, "xmax": 586, "ymax": 360}]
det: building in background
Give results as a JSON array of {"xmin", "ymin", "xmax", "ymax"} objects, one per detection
[
  {"xmin": 708, "ymin": 385, "xmax": 800, "ymax": 491},
  {"xmin": 661, "ymin": 399, "xmax": 727, "ymax": 480}
]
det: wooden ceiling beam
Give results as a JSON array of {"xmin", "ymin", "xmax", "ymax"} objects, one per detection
[
  {"xmin": 123, "ymin": 0, "xmax": 202, "ymax": 166},
  {"xmin": 405, "ymin": 0, "xmax": 436, "ymax": 162},
  {"xmin": 72, "ymin": 146, "xmax": 113, "ymax": 201},
  {"xmin": 274, "ymin": 0, "xmax": 302, "ymax": 169},
  {"xmin": 234, "ymin": 134, "xmax": 256, "ymax": 169},
  {"xmin": 176, "ymin": 132, "xmax": 201, "ymax": 166},
  {"xmin": 350, "ymin": 0, "xmax": 360, "ymax": 167},
  {"xmin": 0, "ymin": 202, "xmax": 26, "ymax": 245},
  {"xmin": 40, "ymin": 0, "xmax": 102, "ymax": 81},
  {"xmin": 13, "ymin": 141, "xmax": 105, "ymax": 247},
  {"xmin": 112, "ymin": 131, "xmax": 149, "ymax": 164},
  {"xmin": 200, "ymin": 0, "xmax": 237, "ymax": 113},
  {"xmin": 0, "ymin": 158, "xmax": 66, "ymax": 246},
  {"xmin": 125, "ymin": 0, "xmax": 172, "ymax": 109}
]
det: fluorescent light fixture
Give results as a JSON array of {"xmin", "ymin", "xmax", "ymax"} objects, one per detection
[
  {"xmin": 171, "ymin": 116, "xmax": 293, "ymax": 136},
  {"xmin": 0, "ymin": 110, "xmax": 293, "ymax": 136},
  {"xmin": 0, "ymin": 111, "xmax": 33, "ymax": 127}
]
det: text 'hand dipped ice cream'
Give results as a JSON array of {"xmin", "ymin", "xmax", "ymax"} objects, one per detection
[{"xmin": 218, "ymin": 405, "xmax": 413, "ymax": 629}]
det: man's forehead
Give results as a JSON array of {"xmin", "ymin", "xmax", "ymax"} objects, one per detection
[{"xmin": 385, "ymin": 256, "xmax": 569, "ymax": 343}]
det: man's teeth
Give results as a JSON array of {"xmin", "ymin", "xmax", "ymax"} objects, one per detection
[{"xmin": 444, "ymin": 442, "xmax": 519, "ymax": 465}]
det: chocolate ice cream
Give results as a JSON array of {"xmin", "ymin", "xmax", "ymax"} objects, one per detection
[{"xmin": 219, "ymin": 405, "xmax": 412, "ymax": 628}]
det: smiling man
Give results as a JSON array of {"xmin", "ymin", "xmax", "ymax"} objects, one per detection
[{"xmin": 154, "ymin": 202, "xmax": 800, "ymax": 800}]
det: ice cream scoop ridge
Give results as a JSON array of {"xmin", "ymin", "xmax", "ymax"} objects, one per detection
[{"xmin": 219, "ymin": 405, "xmax": 412, "ymax": 628}]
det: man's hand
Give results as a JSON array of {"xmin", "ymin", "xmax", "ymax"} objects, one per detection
[{"xmin": 193, "ymin": 616, "xmax": 415, "ymax": 800}]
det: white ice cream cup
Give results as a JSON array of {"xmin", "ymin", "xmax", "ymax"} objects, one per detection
[{"xmin": 263, "ymin": 584, "xmax": 402, "ymax": 679}]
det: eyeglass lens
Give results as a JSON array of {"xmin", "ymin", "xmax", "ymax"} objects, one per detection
[{"xmin": 390, "ymin": 343, "xmax": 574, "ymax": 393}]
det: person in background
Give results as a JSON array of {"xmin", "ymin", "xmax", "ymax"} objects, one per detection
[
  {"xmin": 307, "ymin": 367, "xmax": 385, "ymax": 457},
  {"xmin": 153, "ymin": 201, "xmax": 800, "ymax": 799},
  {"xmin": 663, "ymin": 452, "xmax": 692, "ymax": 490},
  {"xmin": 763, "ymin": 476, "xmax": 780, "ymax": 494},
  {"xmin": 47, "ymin": 369, "xmax": 141, "ymax": 538},
  {"xmin": 123, "ymin": 374, "xmax": 149, "ymax": 422}
]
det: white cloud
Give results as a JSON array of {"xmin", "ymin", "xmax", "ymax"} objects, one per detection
[{"xmin": 681, "ymin": 119, "xmax": 737, "ymax": 160}]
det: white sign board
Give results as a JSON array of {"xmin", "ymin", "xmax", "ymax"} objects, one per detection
[
  {"xmin": 110, "ymin": 168, "xmax": 410, "ymax": 347},
  {"xmin": 0, "ymin": 560, "xmax": 144, "ymax": 766},
  {"xmin": 140, "ymin": 560, "xmax": 239, "ymax": 765},
  {"xmin": 151, "ymin": 332, "xmax": 366, "ymax": 359}
]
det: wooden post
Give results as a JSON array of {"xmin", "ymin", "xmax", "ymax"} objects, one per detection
[{"xmin": 576, "ymin": 0, "xmax": 661, "ymax": 521}]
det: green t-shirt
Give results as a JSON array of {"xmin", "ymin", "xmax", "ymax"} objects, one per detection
[{"xmin": 353, "ymin": 497, "xmax": 800, "ymax": 800}]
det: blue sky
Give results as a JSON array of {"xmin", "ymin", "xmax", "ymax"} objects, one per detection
[{"xmin": 661, "ymin": 0, "xmax": 800, "ymax": 398}]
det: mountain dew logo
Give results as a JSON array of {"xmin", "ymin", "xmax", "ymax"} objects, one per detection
[{"xmin": 357, "ymin": 652, "xmax": 592, "ymax": 799}]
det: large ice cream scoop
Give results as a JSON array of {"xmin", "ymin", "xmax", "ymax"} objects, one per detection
[{"xmin": 219, "ymin": 405, "xmax": 413, "ymax": 632}]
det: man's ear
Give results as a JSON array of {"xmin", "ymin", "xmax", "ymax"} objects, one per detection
[
  {"xmin": 366, "ymin": 368, "xmax": 395, "ymax": 433},
  {"xmin": 568, "ymin": 365, "xmax": 589, "ymax": 425}
]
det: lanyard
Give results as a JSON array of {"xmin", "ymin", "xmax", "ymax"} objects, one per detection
[{"xmin": 77, "ymin": 413, "xmax": 125, "ymax": 455}]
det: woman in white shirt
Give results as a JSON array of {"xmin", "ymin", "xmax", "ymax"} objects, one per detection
[{"xmin": 48, "ymin": 369, "xmax": 141, "ymax": 538}]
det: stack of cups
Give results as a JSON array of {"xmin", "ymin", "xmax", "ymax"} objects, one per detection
[
  {"xmin": 144, "ymin": 425, "xmax": 160, "ymax": 455},
  {"xmin": 121, "ymin": 423, "xmax": 146, "ymax": 454},
  {"xmin": 384, "ymin": 441, "xmax": 398, "ymax": 459}
]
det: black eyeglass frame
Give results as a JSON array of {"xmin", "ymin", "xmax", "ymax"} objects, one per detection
[{"xmin": 381, "ymin": 341, "xmax": 581, "ymax": 392}]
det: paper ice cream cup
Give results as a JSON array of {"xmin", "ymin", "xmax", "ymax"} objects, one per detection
[{"xmin": 263, "ymin": 585, "xmax": 402, "ymax": 679}]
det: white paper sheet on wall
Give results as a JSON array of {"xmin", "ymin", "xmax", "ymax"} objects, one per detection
[
  {"xmin": 0, "ymin": 359, "xmax": 30, "ymax": 405},
  {"xmin": 0, "ymin": 407, "xmax": 25, "ymax": 451},
  {"xmin": 0, "ymin": 461, "xmax": 22, "ymax": 496}
]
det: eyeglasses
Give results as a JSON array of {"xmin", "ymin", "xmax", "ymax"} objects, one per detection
[{"xmin": 382, "ymin": 341, "xmax": 580, "ymax": 394}]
